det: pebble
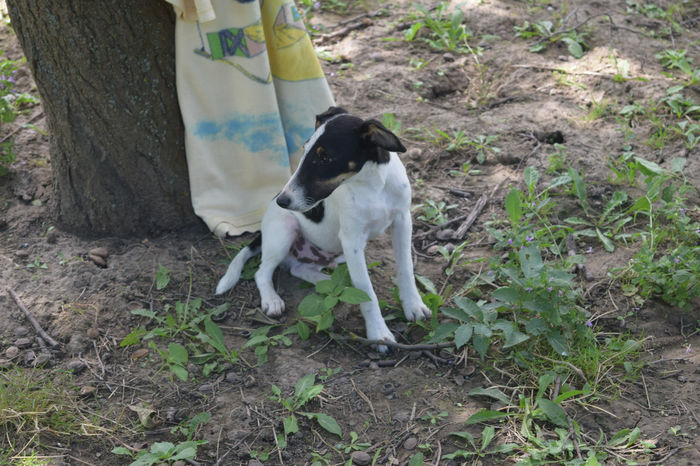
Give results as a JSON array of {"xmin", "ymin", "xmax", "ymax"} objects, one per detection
[
  {"xmin": 46, "ymin": 229, "xmax": 58, "ymax": 244},
  {"xmin": 436, "ymin": 229, "xmax": 455, "ymax": 241},
  {"xmin": 88, "ymin": 253, "xmax": 107, "ymax": 267},
  {"xmin": 5, "ymin": 346, "xmax": 20, "ymax": 359},
  {"xmin": 33, "ymin": 353, "xmax": 51, "ymax": 367},
  {"xmin": 677, "ymin": 375, "xmax": 687, "ymax": 383},
  {"xmin": 405, "ymin": 147, "xmax": 422, "ymax": 160},
  {"xmin": 86, "ymin": 327, "xmax": 100, "ymax": 339},
  {"xmin": 67, "ymin": 360, "xmax": 86, "ymax": 373},
  {"xmin": 24, "ymin": 350, "xmax": 36, "ymax": 365},
  {"xmin": 131, "ymin": 348, "xmax": 149, "ymax": 360},
  {"xmin": 443, "ymin": 52, "xmax": 455, "ymax": 62},
  {"xmin": 66, "ymin": 333, "xmax": 88, "ymax": 355},
  {"xmin": 14, "ymin": 326, "xmax": 29, "ymax": 337},
  {"xmin": 225, "ymin": 372, "xmax": 242, "ymax": 384},
  {"xmin": 351, "ymin": 451, "xmax": 371, "ymax": 465},
  {"xmin": 403, "ymin": 436, "xmax": 418, "ymax": 450},
  {"xmin": 0, "ymin": 359, "xmax": 11, "ymax": 369},
  {"xmin": 426, "ymin": 245, "xmax": 441, "ymax": 255},
  {"xmin": 89, "ymin": 247, "xmax": 109, "ymax": 258},
  {"xmin": 14, "ymin": 337, "xmax": 33, "ymax": 349},
  {"xmin": 198, "ymin": 384, "xmax": 215, "ymax": 395}
]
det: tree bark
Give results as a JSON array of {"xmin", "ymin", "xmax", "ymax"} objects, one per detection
[{"xmin": 6, "ymin": 0, "xmax": 201, "ymax": 236}]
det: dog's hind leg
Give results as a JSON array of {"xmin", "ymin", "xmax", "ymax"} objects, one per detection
[
  {"xmin": 215, "ymin": 234, "xmax": 262, "ymax": 295},
  {"xmin": 391, "ymin": 212, "xmax": 431, "ymax": 321},
  {"xmin": 286, "ymin": 258, "xmax": 330, "ymax": 284},
  {"xmin": 255, "ymin": 212, "xmax": 299, "ymax": 316}
]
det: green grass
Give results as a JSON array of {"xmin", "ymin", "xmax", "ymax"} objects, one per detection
[{"xmin": 0, "ymin": 367, "xmax": 91, "ymax": 462}]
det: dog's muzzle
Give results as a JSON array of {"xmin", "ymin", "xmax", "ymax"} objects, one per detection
[{"xmin": 276, "ymin": 193, "xmax": 292, "ymax": 209}]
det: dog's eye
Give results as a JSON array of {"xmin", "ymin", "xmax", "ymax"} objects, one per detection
[{"xmin": 317, "ymin": 148, "xmax": 331, "ymax": 164}]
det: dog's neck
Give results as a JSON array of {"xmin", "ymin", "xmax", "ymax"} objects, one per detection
[{"xmin": 349, "ymin": 155, "xmax": 391, "ymax": 189}]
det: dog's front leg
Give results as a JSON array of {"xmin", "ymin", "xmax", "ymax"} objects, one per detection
[
  {"xmin": 340, "ymin": 234, "xmax": 396, "ymax": 352},
  {"xmin": 392, "ymin": 212, "xmax": 431, "ymax": 321}
]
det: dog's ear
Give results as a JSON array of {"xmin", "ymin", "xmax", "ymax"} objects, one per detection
[
  {"xmin": 315, "ymin": 106, "xmax": 348, "ymax": 128},
  {"xmin": 359, "ymin": 119, "xmax": 407, "ymax": 153}
]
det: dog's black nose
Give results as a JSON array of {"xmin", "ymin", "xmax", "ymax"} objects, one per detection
[{"xmin": 276, "ymin": 193, "xmax": 291, "ymax": 209}]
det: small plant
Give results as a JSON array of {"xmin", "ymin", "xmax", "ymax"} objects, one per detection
[
  {"xmin": 381, "ymin": 112, "xmax": 402, "ymax": 135},
  {"xmin": 296, "ymin": 263, "xmax": 370, "ymax": 338},
  {"xmin": 270, "ymin": 373, "xmax": 342, "ymax": 441},
  {"xmin": 112, "ymin": 440, "xmax": 207, "ymax": 466},
  {"xmin": 655, "ymin": 49, "xmax": 694, "ymax": 76},
  {"xmin": 420, "ymin": 410, "xmax": 449, "ymax": 425},
  {"xmin": 514, "ymin": 20, "xmax": 588, "ymax": 58},
  {"xmin": 404, "ymin": 2, "xmax": 473, "ymax": 53},
  {"xmin": 413, "ymin": 199, "xmax": 457, "ymax": 226},
  {"xmin": 467, "ymin": 134, "xmax": 500, "ymax": 164},
  {"xmin": 445, "ymin": 425, "xmax": 518, "ymax": 462},
  {"xmin": 243, "ymin": 324, "xmax": 295, "ymax": 366}
]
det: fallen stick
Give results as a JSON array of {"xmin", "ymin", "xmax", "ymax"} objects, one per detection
[
  {"xmin": 7, "ymin": 288, "xmax": 60, "ymax": 347},
  {"xmin": 454, "ymin": 179, "xmax": 506, "ymax": 239},
  {"xmin": 338, "ymin": 333, "xmax": 454, "ymax": 351},
  {"xmin": 315, "ymin": 18, "xmax": 372, "ymax": 44}
]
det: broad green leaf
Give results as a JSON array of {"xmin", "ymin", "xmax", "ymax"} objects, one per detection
[
  {"xmin": 284, "ymin": 414, "xmax": 299, "ymax": 436},
  {"xmin": 441, "ymin": 306, "xmax": 471, "ymax": 323},
  {"xmin": 633, "ymin": 156, "xmax": 665, "ymax": 176},
  {"xmin": 415, "ymin": 274, "xmax": 438, "ymax": 294},
  {"xmin": 243, "ymin": 335, "xmax": 269, "ymax": 348},
  {"xmin": 596, "ymin": 227, "xmax": 615, "ymax": 252},
  {"xmin": 519, "ymin": 245, "xmax": 544, "ymax": 279},
  {"xmin": 156, "ymin": 264, "xmax": 170, "ymax": 290},
  {"xmin": 546, "ymin": 330, "xmax": 569, "ymax": 356},
  {"xmin": 537, "ymin": 398, "xmax": 568, "ymax": 427},
  {"xmin": 468, "ymin": 387, "xmax": 510, "ymax": 405},
  {"xmin": 554, "ymin": 389, "xmax": 588, "ymax": 404},
  {"xmin": 167, "ymin": 343, "xmax": 189, "ymax": 364},
  {"xmin": 449, "ymin": 431, "xmax": 476, "ymax": 448},
  {"xmin": 492, "ymin": 287, "xmax": 520, "ymax": 304},
  {"xmin": 431, "ymin": 322, "xmax": 459, "ymax": 342},
  {"xmin": 454, "ymin": 296, "xmax": 482, "ymax": 316},
  {"xmin": 315, "ymin": 279, "xmax": 335, "ymax": 295},
  {"xmin": 505, "ymin": 189, "xmax": 523, "ymax": 225},
  {"xmin": 455, "ymin": 324, "xmax": 473, "ymax": 349},
  {"xmin": 204, "ymin": 317, "xmax": 227, "ymax": 352},
  {"xmin": 149, "ymin": 441, "xmax": 175, "ymax": 456},
  {"xmin": 170, "ymin": 446, "xmax": 197, "ymax": 461},
  {"xmin": 481, "ymin": 425, "xmax": 495, "ymax": 450},
  {"xmin": 524, "ymin": 318, "xmax": 548, "ymax": 336},
  {"xmin": 297, "ymin": 321, "xmax": 310, "ymax": 340},
  {"xmin": 298, "ymin": 293, "xmax": 325, "ymax": 317},
  {"xmin": 408, "ymin": 452, "xmax": 424, "ymax": 466},
  {"xmin": 465, "ymin": 409, "xmax": 510, "ymax": 425},
  {"xmin": 313, "ymin": 412, "xmax": 342, "ymax": 437},
  {"xmin": 562, "ymin": 37, "xmax": 584, "ymax": 58},
  {"xmin": 317, "ymin": 311, "xmax": 334, "ymax": 332},
  {"xmin": 111, "ymin": 447, "xmax": 132, "ymax": 456},
  {"xmin": 322, "ymin": 295, "xmax": 339, "ymax": 310},
  {"xmin": 339, "ymin": 287, "xmax": 371, "ymax": 304},
  {"xmin": 294, "ymin": 374, "xmax": 316, "ymax": 399},
  {"xmin": 524, "ymin": 166, "xmax": 539, "ymax": 193},
  {"xmin": 671, "ymin": 157, "xmax": 688, "ymax": 173},
  {"xmin": 170, "ymin": 364, "xmax": 188, "ymax": 382},
  {"xmin": 472, "ymin": 334, "xmax": 490, "ymax": 359}
]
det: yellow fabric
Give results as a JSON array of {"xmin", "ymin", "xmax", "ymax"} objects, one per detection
[{"xmin": 166, "ymin": 0, "xmax": 334, "ymax": 237}]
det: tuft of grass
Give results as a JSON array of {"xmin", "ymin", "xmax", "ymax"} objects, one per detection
[{"xmin": 0, "ymin": 367, "xmax": 92, "ymax": 462}]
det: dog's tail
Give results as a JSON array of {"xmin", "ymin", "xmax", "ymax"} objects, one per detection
[{"xmin": 215, "ymin": 233, "xmax": 262, "ymax": 295}]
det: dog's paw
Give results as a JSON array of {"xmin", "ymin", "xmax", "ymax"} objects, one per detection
[
  {"xmin": 403, "ymin": 301, "xmax": 432, "ymax": 322},
  {"xmin": 261, "ymin": 294, "xmax": 285, "ymax": 317},
  {"xmin": 367, "ymin": 325, "xmax": 396, "ymax": 354}
]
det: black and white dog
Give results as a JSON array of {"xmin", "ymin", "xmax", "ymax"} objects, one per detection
[{"xmin": 216, "ymin": 107, "xmax": 430, "ymax": 349}]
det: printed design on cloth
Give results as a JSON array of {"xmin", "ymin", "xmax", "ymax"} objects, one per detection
[
  {"xmin": 263, "ymin": 0, "xmax": 325, "ymax": 81},
  {"xmin": 194, "ymin": 112, "xmax": 290, "ymax": 166},
  {"xmin": 194, "ymin": 18, "xmax": 272, "ymax": 84}
]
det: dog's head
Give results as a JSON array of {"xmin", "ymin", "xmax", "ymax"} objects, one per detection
[{"xmin": 276, "ymin": 107, "xmax": 406, "ymax": 212}]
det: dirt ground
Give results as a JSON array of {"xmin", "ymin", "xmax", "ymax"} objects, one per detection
[{"xmin": 1, "ymin": 1, "xmax": 699, "ymax": 465}]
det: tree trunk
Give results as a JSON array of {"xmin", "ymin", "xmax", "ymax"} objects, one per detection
[{"xmin": 6, "ymin": 0, "xmax": 200, "ymax": 236}]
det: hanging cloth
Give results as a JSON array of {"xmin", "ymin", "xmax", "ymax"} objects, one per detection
[{"xmin": 166, "ymin": 0, "xmax": 335, "ymax": 236}]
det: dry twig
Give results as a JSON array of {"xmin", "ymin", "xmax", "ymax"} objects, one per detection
[{"xmin": 8, "ymin": 287, "xmax": 60, "ymax": 347}]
